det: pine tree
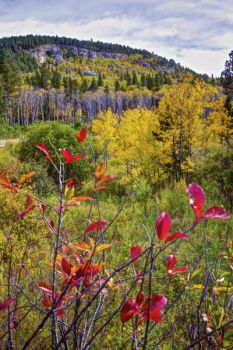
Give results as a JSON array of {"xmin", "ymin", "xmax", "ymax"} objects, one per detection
[
  {"xmin": 51, "ymin": 69, "xmax": 61, "ymax": 89},
  {"xmin": 0, "ymin": 54, "xmax": 20, "ymax": 95},
  {"xmin": 104, "ymin": 84, "xmax": 110, "ymax": 94},
  {"xmin": 80, "ymin": 79, "xmax": 89, "ymax": 93},
  {"xmin": 132, "ymin": 71, "xmax": 138, "ymax": 85},
  {"xmin": 114, "ymin": 79, "xmax": 121, "ymax": 92},
  {"xmin": 98, "ymin": 72, "xmax": 104, "ymax": 87},
  {"xmin": 89, "ymin": 78, "xmax": 98, "ymax": 92}
]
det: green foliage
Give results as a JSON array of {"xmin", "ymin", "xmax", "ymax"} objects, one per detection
[
  {"xmin": 193, "ymin": 143, "xmax": 233, "ymax": 209},
  {"xmin": 18, "ymin": 122, "xmax": 92, "ymax": 183}
]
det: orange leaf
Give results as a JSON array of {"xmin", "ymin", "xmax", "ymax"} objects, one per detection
[
  {"xmin": 66, "ymin": 196, "xmax": 92, "ymax": 207},
  {"xmin": 19, "ymin": 171, "xmax": 37, "ymax": 185},
  {"xmin": 94, "ymin": 185, "xmax": 109, "ymax": 191},
  {"xmin": 100, "ymin": 175, "xmax": 118, "ymax": 184},
  {"xmin": 95, "ymin": 163, "xmax": 105, "ymax": 182},
  {"xmin": 0, "ymin": 173, "xmax": 17, "ymax": 191}
]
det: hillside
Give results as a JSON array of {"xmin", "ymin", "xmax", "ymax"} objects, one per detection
[{"xmin": 0, "ymin": 35, "xmax": 219, "ymax": 124}]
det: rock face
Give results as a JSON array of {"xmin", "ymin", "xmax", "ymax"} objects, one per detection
[
  {"xmin": 27, "ymin": 45, "xmax": 128, "ymax": 63},
  {"xmin": 135, "ymin": 59, "xmax": 151, "ymax": 67},
  {"xmin": 27, "ymin": 45, "xmax": 64, "ymax": 64},
  {"xmin": 82, "ymin": 71, "xmax": 98, "ymax": 77}
]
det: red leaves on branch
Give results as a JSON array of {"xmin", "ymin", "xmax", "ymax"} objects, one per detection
[
  {"xmin": 60, "ymin": 149, "xmax": 87, "ymax": 164},
  {"xmin": 130, "ymin": 244, "xmax": 141, "ymax": 260},
  {"xmin": 85, "ymin": 219, "xmax": 108, "ymax": 233},
  {"xmin": 165, "ymin": 255, "xmax": 188, "ymax": 275},
  {"xmin": 0, "ymin": 296, "xmax": 14, "ymax": 310},
  {"xmin": 120, "ymin": 291, "xmax": 167, "ymax": 324},
  {"xmin": 156, "ymin": 212, "xmax": 189, "ymax": 244},
  {"xmin": 18, "ymin": 196, "xmax": 36, "ymax": 219},
  {"xmin": 76, "ymin": 127, "xmax": 87, "ymax": 143},
  {"xmin": 36, "ymin": 144, "xmax": 51, "ymax": 161},
  {"xmin": 187, "ymin": 183, "xmax": 231, "ymax": 221}
]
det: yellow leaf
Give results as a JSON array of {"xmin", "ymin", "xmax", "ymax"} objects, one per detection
[
  {"xmin": 65, "ymin": 186, "xmax": 75, "ymax": 201},
  {"xmin": 95, "ymin": 244, "xmax": 112, "ymax": 253},
  {"xmin": 192, "ymin": 284, "xmax": 204, "ymax": 290}
]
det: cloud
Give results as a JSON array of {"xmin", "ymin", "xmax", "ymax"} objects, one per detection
[{"xmin": 0, "ymin": 0, "xmax": 232, "ymax": 75}]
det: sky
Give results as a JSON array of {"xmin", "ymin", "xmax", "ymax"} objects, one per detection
[{"xmin": 0, "ymin": 0, "xmax": 232, "ymax": 76}]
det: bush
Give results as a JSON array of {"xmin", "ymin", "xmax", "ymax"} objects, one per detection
[{"xmin": 18, "ymin": 122, "xmax": 92, "ymax": 184}]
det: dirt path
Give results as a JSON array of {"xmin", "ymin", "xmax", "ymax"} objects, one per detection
[{"xmin": 0, "ymin": 140, "xmax": 6, "ymax": 148}]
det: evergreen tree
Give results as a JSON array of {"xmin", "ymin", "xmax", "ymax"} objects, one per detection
[
  {"xmin": 141, "ymin": 73, "xmax": 146, "ymax": 87},
  {"xmin": 114, "ymin": 79, "xmax": 121, "ymax": 92},
  {"xmin": 132, "ymin": 71, "xmax": 138, "ymax": 85},
  {"xmin": 98, "ymin": 72, "xmax": 104, "ymax": 87},
  {"xmin": 0, "ymin": 54, "xmax": 20, "ymax": 94},
  {"xmin": 37, "ymin": 63, "xmax": 50, "ymax": 89},
  {"xmin": 89, "ymin": 78, "xmax": 98, "ymax": 92},
  {"xmin": 51, "ymin": 69, "xmax": 61, "ymax": 89},
  {"xmin": 104, "ymin": 84, "xmax": 110, "ymax": 94},
  {"xmin": 80, "ymin": 79, "xmax": 89, "ymax": 93}
]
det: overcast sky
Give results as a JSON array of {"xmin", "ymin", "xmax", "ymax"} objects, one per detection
[{"xmin": 0, "ymin": 0, "xmax": 232, "ymax": 76}]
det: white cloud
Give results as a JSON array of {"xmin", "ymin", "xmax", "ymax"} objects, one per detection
[{"xmin": 0, "ymin": 0, "xmax": 232, "ymax": 76}]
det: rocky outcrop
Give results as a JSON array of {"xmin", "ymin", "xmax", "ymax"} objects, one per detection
[
  {"xmin": 67, "ymin": 46, "xmax": 128, "ymax": 60},
  {"xmin": 82, "ymin": 71, "xmax": 98, "ymax": 77},
  {"xmin": 27, "ymin": 45, "xmax": 128, "ymax": 63},
  {"xmin": 27, "ymin": 44, "xmax": 64, "ymax": 64},
  {"xmin": 135, "ymin": 59, "xmax": 151, "ymax": 67}
]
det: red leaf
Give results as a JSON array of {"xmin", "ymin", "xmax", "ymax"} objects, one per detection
[
  {"xmin": 61, "ymin": 258, "xmax": 72, "ymax": 276},
  {"xmin": 136, "ymin": 291, "xmax": 144, "ymax": 305},
  {"xmin": 141, "ymin": 294, "xmax": 167, "ymax": 323},
  {"xmin": 131, "ymin": 244, "xmax": 141, "ymax": 260},
  {"xmin": 0, "ymin": 297, "xmax": 14, "ymax": 310},
  {"xmin": 171, "ymin": 267, "xmax": 188, "ymax": 274},
  {"xmin": 156, "ymin": 212, "xmax": 171, "ymax": 240},
  {"xmin": 85, "ymin": 220, "xmax": 108, "ymax": 233},
  {"xmin": 164, "ymin": 231, "xmax": 189, "ymax": 244},
  {"xmin": 165, "ymin": 255, "xmax": 177, "ymax": 271},
  {"xmin": 148, "ymin": 310, "xmax": 163, "ymax": 323},
  {"xmin": 188, "ymin": 183, "xmax": 205, "ymax": 208},
  {"xmin": 66, "ymin": 178, "xmax": 78, "ymax": 187},
  {"xmin": 36, "ymin": 144, "xmax": 51, "ymax": 161},
  {"xmin": 204, "ymin": 206, "xmax": 231, "ymax": 220},
  {"xmin": 150, "ymin": 294, "xmax": 167, "ymax": 311},
  {"xmin": 165, "ymin": 255, "xmax": 188, "ymax": 275},
  {"xmin": 42, "ymin": 297, "xmax": 52, "ymax": 308},
  {"xmin": 60, "ymin": 149, "xmax": 86, "ymax": 164},
  {"xmin": 76, "ymin": 127, "xmax": 87, "ymax": 143},
  {"xmin": 39, "ymin": 203, "xmax": 46, "ymax": 215},
  {"xmin": 120, "ymin": 299, "xmax": 138, "ymax": 323},
  {"xmin": 55, "ymin": 308, "xmax": 65, "ymax": 317},
  {"xmin": 47, "ymin": 219, "xmax": 55, "ymax": 233},
  {"xmin": 18, "ymin": 197, "xmax": 36, "ymax": 219},
  {"xmin": 38, "ymin": 281, "xmax": 53, "ymax": 296}
]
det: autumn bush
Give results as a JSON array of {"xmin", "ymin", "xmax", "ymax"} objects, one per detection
[{"xmin": 0, "ymin": 125, "xmax": 232, "ymax": 350}]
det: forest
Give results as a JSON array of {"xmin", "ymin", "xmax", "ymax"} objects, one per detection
[{"xmin": 0, "ymin": 35, "xmax": 232, "ymax": 349}]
